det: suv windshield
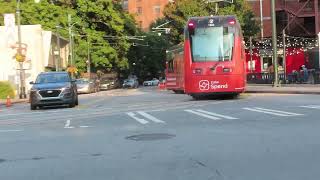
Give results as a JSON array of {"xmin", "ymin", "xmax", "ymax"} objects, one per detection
[
  {"xmin": 76, "ymin": 79, "xmax": 89, "ymax": 84},
  {"xmin": 35, "ymin": 73, "xmax": 70, "ymax": 84}
]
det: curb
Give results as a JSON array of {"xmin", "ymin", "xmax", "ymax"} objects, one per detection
[
  {"xmin": 0, "ymin": 99, "xmax": 28, "ymax": 106},
  {"xmin": 245, "ymin": 90, "xmax": 320, "ymax": 95}
]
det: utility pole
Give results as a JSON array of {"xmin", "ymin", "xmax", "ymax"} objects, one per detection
[
  {"xmin": 271, "ymin": 0, "xmax": 279, "ymax": 87},
  {"xmin": 260, "ymin": 0, "xmax": 264, "ymax": 38},
  {"xmin": 68, "ymin": 14, "xmax": 73, "ymax": 66},
  {"xmin": 249, "ymin": 36, "xmax": 253, "ymax": 73},
  {"xmin": 318, "ymin": 32, "xmax": 320, "ymax": 70},
  {"xmin": 282, "ymin": 29, "xmax": 286, "ymax": 82},
  {"xmin": 16, "ymin": 0, "xmax": 26, "ymax": 99},
  {"xmin": 56, "ymin": 25, "xmax": 61, "ymax": 71},
  {"xmin": 87, "ymin": 35, "xmax": 91, "ymax": 76}
]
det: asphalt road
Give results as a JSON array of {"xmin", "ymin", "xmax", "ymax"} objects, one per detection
[{"xmin": 1, "ymin": 87, "xmax": 320, "ymax": 180}]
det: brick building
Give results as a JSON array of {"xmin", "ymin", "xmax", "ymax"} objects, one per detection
[
  {"xmin": 246, "ymin": 0, "xmax": 320, "ymax": 37},
  {"xmin": 123, "ymin": 0, "xmax": 171, "ymax": 31}
]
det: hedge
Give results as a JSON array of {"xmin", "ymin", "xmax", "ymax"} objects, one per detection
[{"xmin": 0, "ymin": 81, "xmax": 15, "ymax": 99}]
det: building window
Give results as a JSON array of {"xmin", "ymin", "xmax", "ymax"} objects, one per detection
[
  {"xmin": 138, "ymin": 21, "xmax": 143, "ymax": 28},
  {"xmin": 122, "ymin": 0, "xmax": 128, "ymax": 11},
  {"xmin": 137, "ymin": 7, "xmax": 142, "ymax": 14},
  {"xmin": 154, "ymin": 6, "xmax": 161, "ymax": 14}
]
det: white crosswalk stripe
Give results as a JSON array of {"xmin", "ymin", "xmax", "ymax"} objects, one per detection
[
  {"xmin": 184, "ymin": 110, "xmax": 220, "ymax": 120},
  {"xmin": 127, "ymin": 111, "xmax": 165, "ymax": 124},
  {"xmin": 243, "ymin": 107, "xmax": 303, "ymax": 117},
  {"xmin": 300, "ymin": 105, "xmax": 320, "ymax": 109},
  {"xmin": 195, "ymin": 109, "xmax": 238, "ymax": 120},
  {"xmin": 137, "ymin": 111, "xmax": 165, "ymax": 123},
  {"xmin": 126, "ymin": 112, "xmax": 149, "ymax": 124}
]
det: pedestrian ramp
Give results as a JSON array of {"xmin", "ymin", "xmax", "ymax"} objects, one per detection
[
  {"xmin": 184, "ymin": 109, "xmax": 238, "ymax": 120},
  {"xmin": 300, "ymin": 105, "xmax": 320, "ymax": 110},
  {"xmin": 243, "ymin": 107, "xmax": 303, "ymax": 117},
  {"xmin": 126, "ymin": 111, "xmax": 165, "ymax": 125}
]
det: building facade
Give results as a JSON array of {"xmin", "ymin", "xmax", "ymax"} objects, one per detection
[
  {"xmin": 0, "ymin": 24, "xmax": 69, "ymax": 94},
  {"xmin": 246, "ymin": 0, "xmax": 320, "ymax": 37},
  {"xmin": 123, "ymin": 0, "xmax": 171, "ymax": 31}
]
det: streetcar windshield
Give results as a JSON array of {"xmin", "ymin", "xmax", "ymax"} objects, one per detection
[{"xmin": 191, "ymin": 26, "xmax": 234, "ymax": 62}]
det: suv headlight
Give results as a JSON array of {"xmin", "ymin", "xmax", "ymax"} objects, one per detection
[{"xmin": 61, "ymin": 87, "xmax": 72, "ymax": 93}]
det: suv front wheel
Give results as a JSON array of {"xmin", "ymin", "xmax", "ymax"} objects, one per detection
[{"xmin": 30, "ymin": 104, "xmax": 37, "ymax": 110}]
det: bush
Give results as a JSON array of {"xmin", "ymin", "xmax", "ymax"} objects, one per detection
[{"xmin": 0, "ymin": 81, "xmax": 15, "ymax": 99}]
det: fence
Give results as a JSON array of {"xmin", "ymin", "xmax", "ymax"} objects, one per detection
[{"xmin": 247, "ymin": 70, "xmax": 320, "ymax": 84}]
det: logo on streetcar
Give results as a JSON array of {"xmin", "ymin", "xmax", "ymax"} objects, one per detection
[
  {"xmin": 199, "ymin": 80, "xmax": 210, "ymax": 91},
  {"xmin": 199, "ymin": 80, "xmax": 228, "ymax": 91}
]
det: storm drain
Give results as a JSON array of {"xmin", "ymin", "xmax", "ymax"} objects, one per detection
[{"xmin": 126, "ymin": 133, "xmax": 176, "ymax": 141}]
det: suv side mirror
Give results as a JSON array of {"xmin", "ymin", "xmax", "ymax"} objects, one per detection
[{"xmin": 29, "ymin": 81, "xmax": 34, "ymax": 85}]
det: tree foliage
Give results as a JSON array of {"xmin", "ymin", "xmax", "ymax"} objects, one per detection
[
  {"xmin": 158, "ymin": 0, "xmax": 259, "ymax": 44},
  {"xmin": 0, "ymin": 0, "xmax": 138, "ymax": 74},
  {"xmin": 127, "ymin": 32, "xmax": 170, "ymax": 81}
]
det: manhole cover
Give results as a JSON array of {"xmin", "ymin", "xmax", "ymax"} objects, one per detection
[{"xmin": 126, "ymin": 133, "xmax": 176, "ymax": 141}]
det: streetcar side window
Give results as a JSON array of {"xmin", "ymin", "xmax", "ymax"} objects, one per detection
[{"xmin": 167, "ymin": 52, "xmax": 174, "ymax": 73}]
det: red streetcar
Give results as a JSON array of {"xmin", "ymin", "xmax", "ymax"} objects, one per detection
[{"xmin": 166, "ymin": 15, "xmax": 247, "ymax": 99}]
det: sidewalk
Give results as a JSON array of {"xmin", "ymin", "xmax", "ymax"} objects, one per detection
[
  {"xmin": 0, "ymin": 98, "xmax": 28, "ymax": 106},
  {"xmin": 246, "ymin": 84, "xmax": 320, "ymax": 94}
]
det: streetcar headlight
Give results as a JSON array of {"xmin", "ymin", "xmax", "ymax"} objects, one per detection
[
  {"xmin": 192, "ymin": 68, "xmax": 202, "ymax": 74},
  {"xmin": 223, "ymin": 68, "xmax": 232, "ymax": 73}
]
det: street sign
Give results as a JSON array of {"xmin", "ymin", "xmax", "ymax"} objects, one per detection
[{"xmin": 15, "ymin": 53, "xmax": 26, "ymax": 62}]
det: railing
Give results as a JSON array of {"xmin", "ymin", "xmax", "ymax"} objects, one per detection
[{"xmin": 247, "ymin": 70, "xmax": 320, "ymax": 84}]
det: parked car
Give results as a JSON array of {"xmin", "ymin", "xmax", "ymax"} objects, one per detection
[
  {"xmin": 122, "ymin": 78, "xmax": 139, "ymax": 88},
  {"xmin": 143, "ymin": 78, "xmax": 160, "ymax": 86},
  {"xmin": 29, "ymin": 71, "xmax": 78, "ymax": 110},
  {"xmin": 76, "ymin": 78, "xmax": 99, "ymax": 94},
  {"xmin": 100, "ymin": 78, "xmax": 119, "ymax": 90}
]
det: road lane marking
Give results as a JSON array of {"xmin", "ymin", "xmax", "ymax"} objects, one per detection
[
  {"xmin": 126, "ymin": 112, "xmax": 149, "ymax": 124},
  {"xmin": 195, "ymin": 109, "xmax": 238, "ymax": 120},
  {"xmin": 64, "ymin": 120, "xmax": 75, "ymax": 128},
  {"xmin": 0, "ymin": 129, "xmax": 23, "ymax": 133},
  {"xmin": 79, "ymin": 126, "xmax": 92, "ymax": 128},
  {"xmin": 243, "ymin": 107, "xmax": 303, "ymax": 117},
  {"xmin": 137, "ymin": 111, "xmax": 165, "ymax": 123},
  {"xmin": 300, "ymin": 105, "xmax": 320, "ymax": 109},
  {"xmin": 254, "ymin": 107, "xmax": 303, "ymax": 116},
  {"xmin": 184, "ymin": 110, "xmax": 220, "ymax": 120}
]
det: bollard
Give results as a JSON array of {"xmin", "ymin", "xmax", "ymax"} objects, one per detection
[{"xmin": 6, "ymin": 95, "xmax": 11, "ymax": 107}]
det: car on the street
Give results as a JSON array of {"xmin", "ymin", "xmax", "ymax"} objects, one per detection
[
  {"xmin": 143, "ymin": 78, "xmax": 160, "ymax": 86},
  {"xmin": 29, "ymin": 71, "xmax": 78, "ymax": 110},
  {"xmin": 99, "ymin": 78, "xmax": 119, "ymax": 90},
  {"xmin": 76, "ymin": 78, "xmax": 99, "ymax": 94},
  {"xmin": 122, "ymin": 78, "xmax": 139, "ymax": 88}
]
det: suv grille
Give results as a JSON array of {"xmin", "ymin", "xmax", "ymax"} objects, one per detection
[{"xmin": 39, "ymin": 90, "xmax": 61, "ymax": 97}]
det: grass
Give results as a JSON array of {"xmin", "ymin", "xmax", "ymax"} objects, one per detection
[{"xmin": 0, "ymin": 81, "xmax": 15, "ymax": 99}]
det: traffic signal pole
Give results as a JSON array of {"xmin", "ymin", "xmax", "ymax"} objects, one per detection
[{"xmin": 16, "ymin": 0, "xmax": 26, "ymax": 99}]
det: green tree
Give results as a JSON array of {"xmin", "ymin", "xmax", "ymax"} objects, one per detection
[
  {"xmin": 0, "ymin": 0, "xmax": 138, "ymax": 75},
  {"xmin": 159, "ymin": 0, "xmax": 259, "ymax": 44},
  {"xmin": 127, "ymin": 32, "xmax": 170, "ymax": 81}
]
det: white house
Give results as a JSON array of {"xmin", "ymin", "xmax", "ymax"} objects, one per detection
[{"xmin": 0, "ymin": 24, "xmax": 69, "ymax": 95}]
